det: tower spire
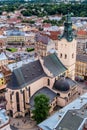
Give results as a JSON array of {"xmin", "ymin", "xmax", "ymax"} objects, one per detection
[{"xmin": 58, "ymin": 10, "xmax": 73, "ymax": 42}]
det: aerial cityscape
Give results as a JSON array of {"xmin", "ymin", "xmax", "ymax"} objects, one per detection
[{"xmin": 0, "ymin": 0, "xmax": 87, "ymax": 130}]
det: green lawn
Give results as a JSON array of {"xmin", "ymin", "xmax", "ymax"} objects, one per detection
[
  {"xmin": 26, "ymin": 48, "xmax": 34, "ymax": 52},
  {"xmin": 6, "ymin": 48, "xmax": 17, "ymax": 52}
]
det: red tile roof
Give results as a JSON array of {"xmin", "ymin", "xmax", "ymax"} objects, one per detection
[
  {"xmin": 48, "ymin": 31, "xmax": 60, "ymax": 40},
  {"xmin": 77, "ymin": 30, "xmax": 87, "ymax": 36},
  {"xmin": 7, "ymin": 18, "xmax": 21, "ymax": 24},
  {"xmin": 43, "ymin": 23, "xmax": 51, "ymax": 28},
  {"xmin": 39, "ymin": 31, "xmax": 60, "ymax": 40}
]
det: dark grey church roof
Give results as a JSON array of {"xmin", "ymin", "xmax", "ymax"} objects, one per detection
[
  {"xmin": 65, "ymin": 77, "xmax": 77, "ymax": 87},
  {"xmin": 53, "ymin": 78, "xmax": 70, "ymax": 92},
  {"xmin": 7, "ymin": 53, "xmax": 67, "ymax": 90},
  {"xmin": 53, "ymin": 77, "xmax": 77, "ymax": 92},
  {"xmin": 7, "ymin": 60, "xmax": 46, "ymax": 90},
  {"xmin": 30, "ymin": 87, "xmax": 57, "ymax": 110},
  {"xmin": 56, "ymin": 110, "xmax": 84, "ymax": 130},
  {"xmin": 76, "ymin": 54, "xmax": 87, "ymax": 63},
  {"xmin": 43, "ymin": 53, "xmax": 67, "ymax": 76}
]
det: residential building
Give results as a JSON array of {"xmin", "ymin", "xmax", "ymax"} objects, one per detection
[
  {"xmin": 35, "ymin": 33, "xmax": 56, "ymax": 57},
  {"xmin": 0, "ymin": 109, "xmax": 11, "ymax": 130},
  {"xmin": 25, "ymin": 32, "xmax": 36, "ymax": 45},
  {"xmin": 0, "ymin": 68, "xmax": 7, "ymax": 109},
  {"xmin": 0, "ymin": 52, "xmax": 8, "ymax": 66},
  {"xmin": 6, "ymin": 29, "xmax": 25, "ymax": 45},
  {"xmin": 0, "ymin": 73, "xmax": 5, "ymax": 86},
  {"xmin": 76, "ymin": 54, "xmax": 87, "ymax": 80},
  {"xmin": 77, "ymin": 30, "xmax": 87, "ymax": 54},
  {"xmin": 0, "ymin": 66, "xmax": 11, "ymax": 109},
  {"xmin": 0, "ymin": 72, "xmax": 6, "ymax": 109}
]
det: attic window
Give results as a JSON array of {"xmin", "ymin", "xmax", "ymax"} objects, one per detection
[{"xmin": 65, "ymin": 54, "xmax": 67, "ymax": 59}]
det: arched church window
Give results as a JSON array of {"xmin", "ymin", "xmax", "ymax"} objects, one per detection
[
  {"xmin": 60, "ymin": 53, "xmax": 62, "ymax": 58},
  {"xmin": 65, "ymin": 54, "xmax": 67, "ymax": 59},
  {"xmin": 68, "ymin": 93, "xmax": 70, "ymax": 97},
  {"xmin": 48, "ymin": 79, "xmax": 50, "ymax": 86},
  {"xmin": 23, "ymin": 90, "xmax": 25, "ymax": 110},
  {"xmin": 29, "ymin": 87, "xmax": 31, "ymax": 97},
  {"xmin": 72, "ymin": 53, "xmax": 74, "ymax": 58},
  {"xmin": 16, "ymin": 92, "xmax": 20, "ymax": 112},
  {"xmin": 10, "ymin": 94, "xmax": 12, "ymax": 100}
]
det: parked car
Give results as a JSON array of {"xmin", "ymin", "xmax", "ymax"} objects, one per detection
[{"xmin": 75, "ymin": 76, "xmax": 84, "ymax": 82}]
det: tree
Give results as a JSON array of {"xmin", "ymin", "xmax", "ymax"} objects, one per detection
[
  {"xmin": 32, "ymin": 94, "xmax": 50, "ymax": 124},
  {"xmin": 7, "ymin": 15, "xmax": 10, "ymax": 19}
]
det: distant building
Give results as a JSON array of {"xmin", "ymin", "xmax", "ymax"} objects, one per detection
[
  {"xmin": 0, "ymin": 52, "xmax": 8, "ymax": 66},
  {"xmin": 76, "ymin": 54, "xmax": 87, "ymax": 80},
  {"xmin": 6, "ymin": 29, "xmax": 25, "ymax": 45},
  {"xmin": 35, "ymin": 33, "xmax": 56, "ymax": 57},
  {"xmin": 0, "ymin": 73, "xmax": 5, "ymax": 86},
  {"xmin": 0, "ymin": 65, "xmax": 11, "ymax": 109},
  {"xmin": 0, "ymin": 72, "xmax": 6, "ymax": 109},
  {"xmin": 77, "ymin": 30, "xmax": 87, "ymax": 54}
]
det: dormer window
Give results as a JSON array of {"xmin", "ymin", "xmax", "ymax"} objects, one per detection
[
  {"xmin": 60, "ymin": 53, "xmax": 62, "ymax": 58},
  {"xmin": 65, "ymin": 54, "xmax": 67, "ymax": 59}
]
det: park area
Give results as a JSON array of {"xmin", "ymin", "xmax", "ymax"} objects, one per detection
[{"xmin": 6, "ymin": 48, "xmax": 17, "ymax": 53}]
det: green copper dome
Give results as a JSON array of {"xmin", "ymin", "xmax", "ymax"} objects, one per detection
[{"xmin": 58, "ymin": 11, "xmax": 73, "ymax": 42}]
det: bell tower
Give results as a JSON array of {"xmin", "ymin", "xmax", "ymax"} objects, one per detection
[{"xmin": 58, "ymin": 11, "xmax": 76, "ymax": 80}]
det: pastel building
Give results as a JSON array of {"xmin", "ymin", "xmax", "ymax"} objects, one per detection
[
  {"xmin": 76, "ymin": 54, "xmax": 87, "ymax": 80},
  {"xmin": 5, "ymin": 53, "xmax": 79, "ymax": 118},
  {"xmin": 0, "ymin": 73, "xmax": 5, "ymax": 86},
  {"xmin": 0, "ymin": 109, "xmax": 11, "ymax": 130},
  {"xmin": 0, "ymin": 66, "xmax": 11, "ymax": 109},
  {"xmin": 35, "ymin": 33, "xmax": 56, "ymax": 57},
  {"xmin": 0, "ymin": 72, "xmax": 6, "ymax": 109},
  {"xmin": 6, "ymin": 30, "xmax": 25, "ymax": 45},
  {"xmin": 0, "ymin": 53, "xmax": 8, "ymax": 66}
]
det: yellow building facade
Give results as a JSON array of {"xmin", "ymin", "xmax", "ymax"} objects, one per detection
[
  {"xmin": 0, "ymin": 73, "xmax": 5, "ymax": 86},
  {"xmin": 76, "ymin": 54, "xmax": 87, "ymax": 80}
]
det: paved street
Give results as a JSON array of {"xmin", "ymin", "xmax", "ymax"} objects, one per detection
[{"xmin": 10, "ymin": 117, "xmax": 38, "ymax": 130}]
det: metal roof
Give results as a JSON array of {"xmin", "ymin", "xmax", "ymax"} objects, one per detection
[
  {"xmin": 38, "ymin": 93, "xmax": 87, "ymax": 130},
  {"xmin": 0, "ymin": 52, "xmax": 7, "ymax": 61},
  {"xmin": 76, "ymin": 54, "xmax": 87, "ymax": 63},
  {"xmin": 56, "ymin": 110, "xmax": 83, "ymax": 130},
  {"xmin": 7, "ymin": 60, "xmax": 46, "ymax": 90},
  {"xmin": 43, "ymin": 53, "xmax": 67, "ymax": 76},
  {"xmin": 30, "ymin": 86, "xmax": 57, "ymax": 110}
]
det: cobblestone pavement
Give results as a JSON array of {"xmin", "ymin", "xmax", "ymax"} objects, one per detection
[{"xmin": 10, "ymin": 117, "xmax": 38, "ymax": 130}]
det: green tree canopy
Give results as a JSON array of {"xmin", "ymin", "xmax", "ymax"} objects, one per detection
[{"xmin": 32, "ymin": 94, "xmax": 50, "ymax": 124}]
